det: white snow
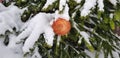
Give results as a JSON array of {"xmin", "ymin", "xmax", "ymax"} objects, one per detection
[
  {"xmin": 80, "ymin": 31, "xmax": 90, "ymax": 40},
  {"xmin": 31, "ymin": 47, "xmax": 42, "ymax": 58},
  {"xmin": 0, "ymin": 3, "xmax": 27, "ymax": 58},
  {"xmin": 112, "ymin": 51, "xmax": 119, "ymax": 58},
  {"xmin": 42, "ymin": 0, "xmax": 56, "ymax": 9},
  {"xmin": 59, "ymin": 0, "xmax": 66, "ymax": 11},
  {"xmin": 74, "ymin": 0, "xmax": 82, "ymax": 3},
  {"xmin": 80, "ymin": 0, "xmax": 96, "ymax": 16},
  {"xmin": 44, "ymin": 25, "xmax": 55, "ymax": 46},
  {"xmin": 109, "ymin": 0, "xmax": 117, "ymax": 6},
  {"xmin": 97, "ymin": 0, "xmax": 104, "ymax": 11},
  {"xmin": 85, "ymin": 49, "xmax": 120, "ymax": 58},
  {"xmin": 98, "ymin": 50, "xmax": 104, "ymax": 58},
  {"xmin": 78, "ymin": 36, "xmax": 82, "ymax": 44},
  {"xmin": 55, "ymin": 4, "xmax": 70, "ymax": 21},
  {"xmin": 0, "ymin": 35, "xmax": 23, "ymax": 58},
  {"xmin": 54, "ymin": 0, "xmax": 69, "ymax": 21},
  {"xmin": 0, "ymin": 5, "xmax": 52, "ymax": 56},
  {"xmin": 73, "ymin": 21, "xmax": 92, "ymax": 46},
  {"xmin": 85, "ymin": 50, "xmax": 95, "ymax": 58},
  {"xmin": 14, "ymin": 13, "xmax": 55, "ymax": 53},
  {"xmin": 0, "ymin": 3, "xmax": 7, "ymax": 12},
  {"xmin": 0, "ymin": 4, "xmax": 24, "ymax": 35},
  {"xmin": 80, "ymin": 31, "xmax": 91, "ymax": 44},
  {"xmin": 109, "ymin": 13, "xmax": 114, "ymax": 19},
  {"xmin": 85, "ymin": 50, "xmax": 105, "ymax": 58},
  {"xmin": 0, "ymin": 46, "xmax": 23, "ymax": 58}
]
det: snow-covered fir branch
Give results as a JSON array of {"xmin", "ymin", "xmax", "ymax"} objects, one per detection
[
  {"xmin": 42, "ymin": 0, "xmax": 57, "ymax": 9},
  {"xmin": 80, "ymin": 0, "xmax": 96, "ymax": 16},
  {"xmin": 15, "ymin": 13, "xmax": 55, "ymax": 53},
  {"xmin": 0, "ymin": 3, "xmax": 24, "ymax": 35}
]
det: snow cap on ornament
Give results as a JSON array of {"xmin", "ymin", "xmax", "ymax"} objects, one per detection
[{"xmin": 54, "ymin": 4, "xmax": 70, "ymax": 21}]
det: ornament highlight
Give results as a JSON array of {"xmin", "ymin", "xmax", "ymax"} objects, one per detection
[{"xmin": 52, "ymin": 18, "xmax": 71, "ymax": 35}]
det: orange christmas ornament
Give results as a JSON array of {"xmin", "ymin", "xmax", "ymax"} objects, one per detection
[{"xmin": 52, "ymin": 18, "xmax": 71, "ymax": 35}]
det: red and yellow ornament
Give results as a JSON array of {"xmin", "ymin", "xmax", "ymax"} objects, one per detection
[{"xmin": 52, "ymin": 18, "xmax": 71, "ymax": 36}]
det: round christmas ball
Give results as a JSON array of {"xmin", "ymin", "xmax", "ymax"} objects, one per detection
[{"xmin": 52, "ymin": 18, "xmax": 71, "ymax": 35}]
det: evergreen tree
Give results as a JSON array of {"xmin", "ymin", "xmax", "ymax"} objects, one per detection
[{"xmin": 0, "ymin": 0, "xmax": 120, "ymax": 58}]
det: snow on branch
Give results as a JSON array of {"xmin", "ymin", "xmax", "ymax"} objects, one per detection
[
  {"xmin": 74, "ymin": 0, "xmax": 82, "ymax": 3},
  {"xmin": 31, "ymin": 47, "xmax": 42, "ymax": 58},
  {"xmin": 42, "ymin": 0, "xmax": 56, "ymax": 9},
  {"xmin": 55, "ymin": 1, "xmax": 70, "ymax": 21},
  {"xmin": 72, "ymin": 21, "xmax": 92, "ymax": 46},
  {"xmin": 0, "ymin": 4, "xmax": 24, "ymax": 35},
  {"xmin": 0, "ymin": 3, "xmax": 7, "ymax": 12},
  {"xmin": 97, "ymin": 0, "xmax": 104, "ymax": 11},
  {"xmin": 15, "ymin": 13, "xmax": 55, "ymax": 53},
  {"xmin": 59, "ymin": 0, "xmax": 66, "ymax": 11},
  {"xmin": 80, "ymin": 0, "xmax": 96, "ymax": 16},
  {"xmin": 109, "ymin": 0, "xmax": 117, "ymax": 6},
  {"xmin": 80, "ymin": 0, "xmax": 106, "ymax": 16}
]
